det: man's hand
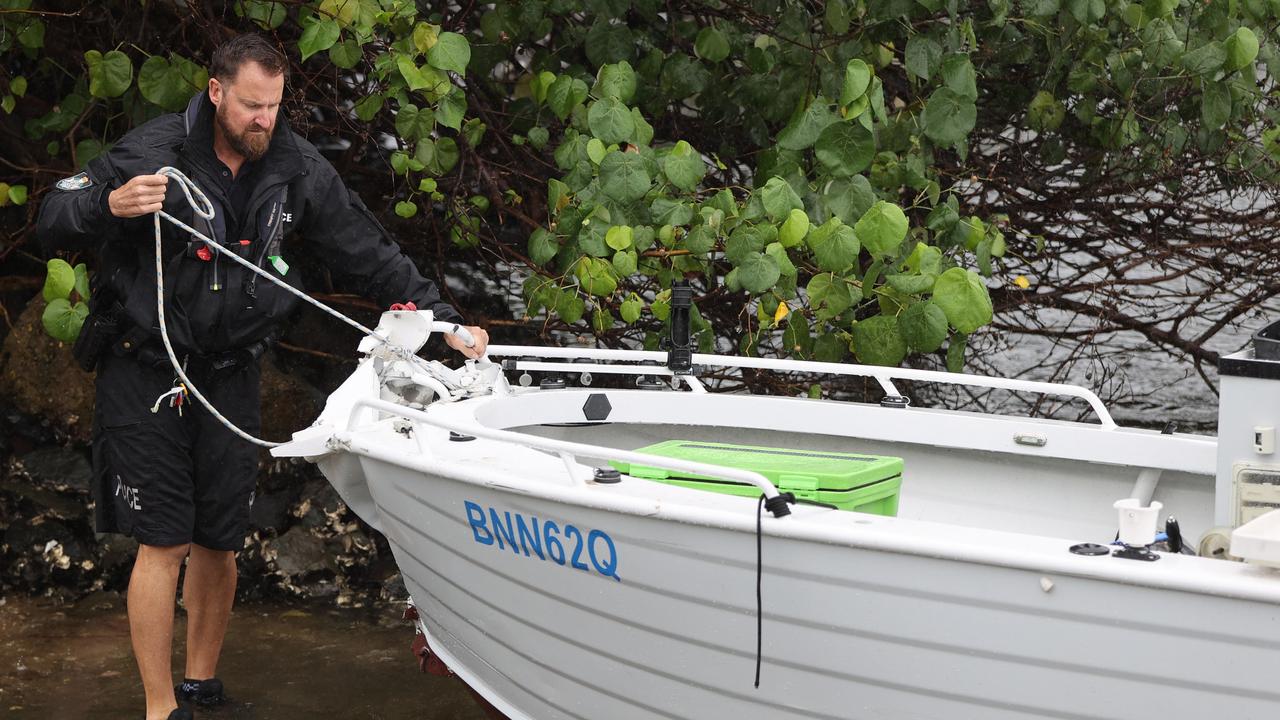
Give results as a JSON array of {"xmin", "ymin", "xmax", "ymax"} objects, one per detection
[
  {"xmin": 108, "ymin": 174, "xmax": 169, "ymax": 218},
  {"xmin": 445, "ymin": 325, "xmax": 488, "ymax": 360}
]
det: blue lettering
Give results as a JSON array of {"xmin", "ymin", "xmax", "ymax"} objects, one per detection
[
  {"xmin": 565, "ymin": 524, "xmax": 589, "ymax": 571},
  {"xmin": 464, "ymin": 501, "xmax": 618, "ymax": 581},
  {"xmin": 465, "ymin": 501, "xmax": 493, "ymax": 545},
  {"xmin": 588, "ymin": 529, "xmax": 619, "ymax": 580},
  {"xmin": 490, "ymin": 508, "xmax": 519, "ymax": 554},
  {"xmin": 544, "ymin": 520, "xmax": 566, "ymax": 564},
  {"xmin": 516, "ymin": 515, "xmax": 544, "ymax": 559}
]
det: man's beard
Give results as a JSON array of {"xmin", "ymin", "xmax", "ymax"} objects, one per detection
[{"xmin": 216, "ymin": 105, "xmax": 272, "ymax": 162}]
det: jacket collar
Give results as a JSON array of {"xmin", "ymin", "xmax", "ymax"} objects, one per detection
[{"xmin": 180, "ymin": 91, "xmax": 303, "ymax": 182}]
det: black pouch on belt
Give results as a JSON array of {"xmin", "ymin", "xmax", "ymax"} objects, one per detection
[{"xmin": 72, "ymin": 299, "xmax": 125, "ymax": 372}]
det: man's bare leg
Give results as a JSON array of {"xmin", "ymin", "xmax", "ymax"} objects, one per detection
[
  {"xmin": 129, "ymin": 542, "xmax": 190, "ymax": 720},
  {"xmin": 182, "ymin": 543, "xmax": 238, "ymax": 682}
]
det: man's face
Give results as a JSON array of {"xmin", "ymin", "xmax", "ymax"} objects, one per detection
[{"xmin": 209, "ymin": 61, "xmax": 284, "ymax": 162}]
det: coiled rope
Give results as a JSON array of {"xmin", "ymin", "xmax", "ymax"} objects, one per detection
[{"xmin": 151, "ymin": 166, "xmax": 466, "ymax": 447}]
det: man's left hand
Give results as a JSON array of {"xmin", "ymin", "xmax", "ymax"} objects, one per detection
[{"xmin": 445, "ymin": 325, "xmax": 489, "ymax": 359}]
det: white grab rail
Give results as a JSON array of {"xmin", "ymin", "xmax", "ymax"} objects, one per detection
[
  {"xmin": 343, "ymin": 396, "xmax": 788, "ymax": 503},
  {"xmin": 487, "ymin": 345, "xmax": 1117, "ymax": 429}
]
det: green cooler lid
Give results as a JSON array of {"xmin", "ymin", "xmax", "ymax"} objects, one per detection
[{"xmin": 611, "ymin": 440, "xmax": 903, "ymax": 492}]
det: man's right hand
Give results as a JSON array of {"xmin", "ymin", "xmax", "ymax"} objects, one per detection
[{"xmin": 107, "ymin": 174, "xmax": 169, "ymax": 218}]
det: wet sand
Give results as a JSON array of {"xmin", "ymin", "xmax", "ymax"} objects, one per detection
[{"xmin": 0, "ymin": 594, "xmax": 488, "ymax": 719}]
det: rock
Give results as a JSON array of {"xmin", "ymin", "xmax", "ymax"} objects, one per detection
[
  {"xmin": 263, "ymin": 526, "xmax": 336, "ymax": 579},
  {"xmin": 18, "ymin": 445, "xmax": 92, "ymax": 493},
  {"xmin": 259, "ymin": 355, "xmax": 322, "ymax": 443},
  {"xmin": 0, "ymin": 297, "xmax": 95, "ymax": 444}
]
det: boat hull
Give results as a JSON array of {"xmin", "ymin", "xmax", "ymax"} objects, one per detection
[{"xmin": 355, "ymin": 454, "xmax": 1280, "ymax": 720}]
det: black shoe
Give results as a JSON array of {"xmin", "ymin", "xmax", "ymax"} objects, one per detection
[
  {"xmin": 175, "ymin": 677, "xmax": 225, "ymax": 706},
  {"xmin": 167, "ymin": 707, "xmax": 194, "ymax": 720}
]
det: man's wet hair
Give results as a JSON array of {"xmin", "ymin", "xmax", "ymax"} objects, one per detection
[{"xmin": 210, "ymin": 34, "xmax": 289, "ymax": 83}]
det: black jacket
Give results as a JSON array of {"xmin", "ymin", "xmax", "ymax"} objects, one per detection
[{"xmin": 37, "ymin": 92, "xmax": 463, "ymax": 356}]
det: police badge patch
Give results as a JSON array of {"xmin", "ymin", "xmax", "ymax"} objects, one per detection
[{"xmin": 55, "ymin": 172, "xmax": 93, "ymax": 191}]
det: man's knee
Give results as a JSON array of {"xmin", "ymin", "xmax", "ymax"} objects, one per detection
[{"xmin": 137, "ymin": 542, "xmax": 191, "ymax": 566}]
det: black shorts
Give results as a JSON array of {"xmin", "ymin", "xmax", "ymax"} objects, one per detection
[{"xmin": 91, "ymin": 350, "xmax": 261, "ymax": 551}]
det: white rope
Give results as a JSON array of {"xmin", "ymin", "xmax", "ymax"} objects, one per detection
[{"xmin": 150, "ymin": 166, "xmax": 458, "ymax": 448}]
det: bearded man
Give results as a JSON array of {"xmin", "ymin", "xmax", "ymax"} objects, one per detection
[{"xmin": 37, "ymin": 34, "xmax": 487, "ymax": 720}]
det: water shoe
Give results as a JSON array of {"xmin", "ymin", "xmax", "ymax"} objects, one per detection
[{"xmin": 175, "ymin": 677, "xmax": 225, "ymax": 706}]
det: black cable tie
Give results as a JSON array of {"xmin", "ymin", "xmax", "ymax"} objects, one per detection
[{"xmin": 763, "ymin": 492, "xmax": 795, "ymax": 518}]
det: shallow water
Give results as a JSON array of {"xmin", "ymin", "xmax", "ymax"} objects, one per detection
[{"xmin": 0, "ymin": 593, "xmax": 489, "ymax": 719}]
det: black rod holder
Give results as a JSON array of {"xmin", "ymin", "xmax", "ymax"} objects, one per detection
[{"xmin": 665, "ymin": 281, "xmax": 693, "ymax": 375}]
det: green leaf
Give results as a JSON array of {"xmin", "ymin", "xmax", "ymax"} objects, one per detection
[
  {"xmin": 556, "ymin": 291, "xmax": 586, "ymax": 324},
  {"xmin": 840, "ymin": 59, "xmax": 872, "ymax": 108},
  {"xmin": 886, "ymin": 273, "xmax": 936, "ymax": 295},
  {"xmin": 75, "ymin": 139, "xmax": 104, "ymax": 165},
  {"xmin": 41, "ymin": 297, "xmax": 85, "ymax": 343},
  {"xmin": 1027, "ymin": 91, "xmax": 1065, "ymax": 132},
  {"xmin": 529, "ymin": 229, "xmax": 558, "ymax": 265},
  {"xmin": 620, "ymin": 294, "xmax": 643, "ymax": 323},
  {"xmin": 138, "ymin": 55, "xmax": 207, "ymax": 111},
  {"xmin": 43, "ymin": 258, "xmax": 75, "ymax": 302},
  {"xmin": 612, "ymin": 249, "xmax": 638, "ymax": 276},
  {"xmin": 779, "ymin": 96, "xmax": 838, "ymax": 151},
  {"xmin": 395, "ymin": 104, "xmax": 435, "ymax": 141},
  {"xmin": 8, "ymin": 184, "xmax": 28, "ymax": 206},
  {"xmin": 299, "ymin": 18, "xmax": 341, "ymax": 61},
  {"xmin": 547, "ymin": 75, "xmax": 589, "ymax": 120},
  {"xmin": 437, "ymin": 91, "xmax": 466, "ymax": 130},
  {"xmin": 651, "ymin": 198, "xmax": 693, "ymax": 225},
  {"xmin": 430, "ymin": 137, "xmax": 459, "ymax": 175},
  {"xmin": 813, "ymin": 332, "xmax": 848, "ymax": 363},
  {"xmin": 855, "ymin": 201, "xmax": 909, "ymax": 259},
  {"xmin": 394, "ymin": 200, "xmax": 418, "ymax": 218},
  {"xmin": 905, "ymin": 35, "xmax": 942, "ymax": 81},
  {"xmin": 760, "ymin": 177, "xmax": 803, "ymax": 222},
  {"xmin": 354, "ymin": 93, "xmax": 384, "ymax": 122},
  {"xmin": 547, "ymin": 178, "xmax": 570, "ymax": 216},
  {"xmin": 527, "ymin": 126, "xmax": 550, "ymax": 150},
  {"xmin": 599, "ymin": 151, "xmax": 651, "ymax": 202},
  {"xmin": 807, "ymin": 273, "xmax": 853, "ymax": 317},
  {"xmin": 766, "ymin": 241, "xmax": 796, "ymax": 277},
  {"xmin": 427, "ymin": 32, "xmax": 471, "ymax": 75},
  {"xmin": 73, "ymin": 263, "xmax": 90, "ymax": 301},
  {"xmin": 815, "ymin": 121, "xmax": 875, "ymax": 178},
  {"xmin": 940, "ymin": 56, "xmax": 977, "ymax": 101},
  {"xmin": 1067, "ymin": 0, "xmax": 1105, "ymax": 24},
  {"xmin": 318, "ymin": 0, "xmax": 357, "ymax": 25},
  {"xmin": 779, "ymin": 209, "xmax": 810, "ymax": 248},
  {"xmin": 631, "ymin": 108, "xmax": 654, "ymax": 147},
  {"xmin": 1202, "ymin": 81, "xmax": 1232, "ymax": 130},
  {"xmin": 662, "ymin": 140, "xmax": 705, "ymax": 191},
  {"xmin": 606, "ymin": 224, "xmax": 633, "ymax": 251},
  {"xmin": 851, "ymin": 315, "xmax": 907, "ymax": 366},
  {"xmin": 807, "ymin": 218, "xmax": 860, "ymax": 272},
  {"xmin": 86, "ymin": 50, "xmax": 133, "ymax": 99},
  {"xmin": 737, "ymin": 252, "xmax": 781, "ymax": 293},
  {"xmin": 825, "ymin": 0, "xmax": 851, "ymax": 34},
  {"xmin": 16, "ymin": 18, "xmax": 44, "ymax": 49},
  {"xmin": 587, "ymin": 138, "xmax": 607, "ymax": 164},
  {"xmin": 594, "ymin": 61, "xmax": 637, "ymax": 103},
  {"xmin": 694, "ymin": 27, "xmax": 730, "ymax": 63},
  {"xmin": 329, "ymin": 39, "xmax": 362, "ymax": 69},
  {"xmin": 576, "ymin": 257, "xmax": 618, "ymax": 296},
  {"xmin": 725, "ymin": 226, "xmax": 766, "ymax": 265},
  {"xmin": 922, "ymin": 87, "xmax": 977, "ymax": 147},
  {"xmin": 1224, "ymin": 27, "xmax": 1260, "ymax": 73},
  {"xmin": 241, "ymin": 0, "xmax": 288, "ymax": 29},
  {"xmin": 898, "ymin": 301, "xmax": 948, "ymax": 352},
  {"xmin": 1183, "ymin": 42, "xmax": 1226, "ymax": 76},
  {"xmin": 824, "ymin": 176, "xmax": 876, "ymax": 225},
  {"xmin": 585, "ymin": 21, "xmax": 634, "ymax": 67},
  {"xmin": 683, "ymin": 225, "xmax": 716, "ymax": 254},
  {"xmin": 588, "ymin": 98, "xmax": 635, "ymax": 144},
  {"xmin": 932, "ymin": 267, "xmax": 993, "ymax": 334},
  {"xmin": 10, "ymin": 76, "xmax": 26, "ymax": 97}
]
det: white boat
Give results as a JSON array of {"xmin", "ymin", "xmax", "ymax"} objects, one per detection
[{"xmin": 273, "ymin": 307, "xmax": 1280, "ymax": 720}]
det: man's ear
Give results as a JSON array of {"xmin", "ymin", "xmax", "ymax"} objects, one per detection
[{"xmin": 208, "ymin": 77, "xmax": 223, "ymax": 107}]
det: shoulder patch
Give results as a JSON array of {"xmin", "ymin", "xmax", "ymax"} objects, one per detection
[{"xmin": 55, "ymin": 172, "xmax": 93, "ymax": 191}]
